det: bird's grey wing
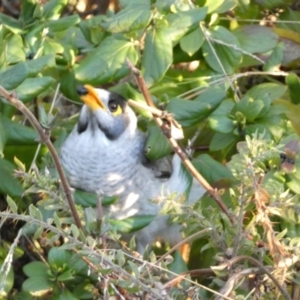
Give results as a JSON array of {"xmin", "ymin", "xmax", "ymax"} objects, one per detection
[{"xmin": 141, "ymin": 155, "xmax": 173, "ymax": 179}]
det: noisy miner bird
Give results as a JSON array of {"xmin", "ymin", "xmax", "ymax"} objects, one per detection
[{"xmin": 60, "ymin": 85, "xmax": 205, "ymax": 253}]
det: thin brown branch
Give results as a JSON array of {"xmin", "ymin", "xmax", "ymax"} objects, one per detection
[
  {"xmin": 0, "ymin": 86, "xmax": 83, "ymax": 231},
  {"xmin": 223, "ymin": 255, "xmax": 291, "ymax": 300},
  {"xmin": 126, "ymin": 60, "xmax": 235, "ymax": 224}
]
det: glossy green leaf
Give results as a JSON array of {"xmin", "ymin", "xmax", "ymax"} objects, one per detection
[
  {"xmin": 167, "ymin": 87, "xmax": 226, "ymax": 127},
  {"xmin": 286, "ymin": 73, "xmax": 300, "ymax": 105},
  {"xmin": 180, "ymin": 27, "xmax": 204, "ymax": 57},
  {"xmin": 33, "ymin": 0, "xmax": 68, "ymax": 20},
  {"xmin": 101, "ymin": 0, "xmax": 151, "ymax": 33},
  {"xmin": 246, "ymin": 82, "xmax": 287, "ymax": 102},
  {"xmin": 233, "ymin": 96, "xmax": 265, "ymax": 122},
  {"xmin": 59, "ymin": 70, "xmax": 81, "ymax": 101},
  {"xmin": 205, "ymin": 0, "xmax": 237, "ymax": 14},
  {"xmin": 20, "ymin": 0, "xmax": 36, "ymax": 24},
  {"xmin": 209, "ymin": 99, "xmax": 235, "ymax": 133},
  {"xmin": 45, "ymin": 15, "xmax": 80, "ymax": 32},
  {"xmin": 193, "ymin": 154, "xmax": 234, "ymax": 184},
  {"xmin": 48, "ymin": 247, "xmax": 72, "ymax": 268},
  {"xmin": 109, "ymin": 215, "xmax": 155, "ymax": 233},
  {"xmin": 263, "ymin": 42, "xmax": 284, "ymax": 72},
  {"xmin": 1, "ymin": 116, "xmax": 38, "ymax": 145},
  {"xmin": 6, "ymin": 34, "xmax": 26, "ymax": 64},
  {"xmin": 16, "ymin": 77, "xmax": 55, "ymax": 102},
  {"xmin": 57, "ymin": 269, "xmax": 75, "ymax": 281},
  {"xmin": 0, "ymin": 63, "xmax": 28, "ymax": 90},
  {"xmin": 142, "ymin": 28, "xmax": 172, "ymax": 86},
  {"xmin": 25, "ymin": 55, "xmax": 56, "ymax": 77},
  {"xmin": 0, "ymin": 157, "xmax": 23, "ymax": 197},
  {"xmin": 23, "ymin": 261, "xmax": 49, "ymax": 277},
  {"xmin": 233, "ymin": 25, "xmax": 278, "ymax": 54},
  {"xmin": 202, "ymin": 26, "xmax": 242, "ymax": 74},
  {"xmin": 43, "ymin": 38, "xmax": 65, "ymax": 55},
  {"xmin": 164, "ymin": 8, "xmax": 207, "ymax": 42},
  {"xmin": 22, "ymin": 276, "xmax": 53, "ymax": 293},
  {"xmin": 74, "ymin": 189, "xmax": 118, "ymax": 207},
  {"xmin": 73, "ymin": 282, "xmax": 95, "ymax": 297},
  {"xmin": 145, "ymin": 121, "xmax": 172, "ymax": 160},
  {"xmin": 0, "ymin": 13, "xmax": 23, "ymax": 33},
  {"xmin": 210, "ymin": 132, "xmax": 238, "ymax": 151},
  {"xmin": 75, "ymin": 36, "xmax": 138, "ymax": 84}
]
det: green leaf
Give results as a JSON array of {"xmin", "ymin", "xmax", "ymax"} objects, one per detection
[
  {"xmin": 74, "ymin": 189, "xmax": 118, "ymax": 207},
  {"xmin": 167, "ymin": 87, "xmax": 226, "ymax": 127},
  {"xmin": 45, "ymin": 15, "xmax": 80, "ymax": 32},
  {"xmin": 208, "ymin": 99, "xmax": 235, "ymax": 133},
  {"xmin": 20, "ymin": 0, "xmax": 37, "ymax": 24},
  {"xmin": 0, "ymin": 63, "xmax": 28, "ymax": 90},
  {"xmin": 29, "ymin": 204, "xmax": 43, "ymax": 221},
  {"xmin": 205, "ymin": 0, "xmax": 237, "ymax": 14},
  {"xmin": 109, "ymin": 215, "xmax": 155, "ymax": 233},
  {"xmin": 210, "ymin": 132, "xmax": 238, "ymax": 151},
  {"xmin": 16, "ymin": 77, "xmax": 55, "ymax": 103},
  {"xmin": 202, "ymin": 26, "xmax": 242, "ymax": 74},
  {"xmin": 0, "ymin": 259, "xmax": 14, "ymax": 294},
  {"xmin": 164, "ymin": 8, "xmax": 207, "ymax": 42},
  {"xmin": 75, "ymin": 36, "xmax": 138, "ymax": 84},
  {"xmin": 48, "ymin": 247, "xmax": 72, "ymax": 268},
  {"xmin": 5, "ymin": 34, "xmax": 26, "ymax": 64},
  {"xmin": 0, "ymin": 157, "xmax": 23, "ymax": 197},
  {"xmin": 193, "ymin": 154, "xmax": 234, "ymax": 184},
  {"xmin": 263, "ymin": 42, "xmax": 284, "ymax": 72},
  {"xmin": 180, "ymin": 27, "xmax": 204, "ymax": 56},
  {"xmin": 1, "ymin": 116, "xmax": 38, "ymax": 145},
  {"xmin": 25, "ymin": 55, "xmax": 56, "ymax": 77},
  {"xmin": 233, "ymin": 96, "xmax": 265, "ymax": 122},
  {"xmin": 168, "ymin": 250, "xmax": 188, "ymax": 275},
  {"xmin": 6, "ymin": 196, "xmax": 18, "ymax": 213},
  {"xmin": 52, "ymin": 289, "xmax": 78, "ymax": 300},
  {"xmin": 23, "ymin": 261, "xmax": 49, "ymax": 277},
  {"xmin": 33, "ymin": 0, "xmax": 68, "ymax": 20},
  {"xmin": 233, "ymin": 25, "xmax": 278, "ymax": 54},
  {"xmin": 101, "ymin": 0, "xmax": 151, "ymax": 33},
  {"xmin": 246, "ymin": 82, "xmax": 287, "ymax": 102},
  {"xmin": 57, "ymin": 269, "xmax": 75, "ymax": 281},
  {"xmin": 286, "ymin": 73, "xmax": 300, "ymax": 105},
  {"xmin": 0, "ymin": 13, "xmax": 23, "ymax": 34},
  {"xmin": 142, "ymin": 28, "xmax": 172, "ymax": 86},
  {"xmin": 22, "ymin": 276, "xmax": 53, "ymax": 293},
  {"xmin": 145, "ymin": 121, "xmax": 172, "ymax": 160}
]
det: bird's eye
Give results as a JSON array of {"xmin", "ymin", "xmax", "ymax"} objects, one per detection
[
  {"xmin": 108, "ymin": 101, "xmax": 118, "ymax": 112},
  {"xmin": 108, "ymin": 100, "xmax": 122, "ymax": 116}
]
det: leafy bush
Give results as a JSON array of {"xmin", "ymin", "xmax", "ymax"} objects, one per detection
[{"xmin": 1, "ymin": 0, "xmax": 300, "ymax": 298}]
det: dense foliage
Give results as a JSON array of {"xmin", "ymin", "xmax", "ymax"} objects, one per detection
[{"xmin": 1, "ymin": 0, "xmax": 300, "ymax": 299}]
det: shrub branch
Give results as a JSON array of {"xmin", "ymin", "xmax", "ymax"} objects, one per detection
[
  {"xmin": 0, "ymin": 86, "xmax": 83, "ymax": 231},
  {"xmin": 127, "ymin": 60, "xmax": 235, "ymax": 224}
]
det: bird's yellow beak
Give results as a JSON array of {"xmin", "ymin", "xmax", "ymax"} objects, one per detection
[{"xmin": 77, "ymin": 85, "xmax": 105, "ymax": 111}]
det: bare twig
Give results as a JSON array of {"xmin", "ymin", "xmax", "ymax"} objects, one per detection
[
  {"xmin": 127, "ymin": 60, "xmax": 235, "ymax": 224},
  {"xmin": 0, "ymin": 212, "xmax": 165, "ymax": 299},
  {"xmin": 220, "ymin": 255, "xmax": 292, "ymax": 300},
  {"xmin": 0, "ymin": 86, "xmax": 83, "ymax": 231}
]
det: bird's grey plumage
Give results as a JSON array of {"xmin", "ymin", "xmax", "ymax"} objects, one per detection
[{"xmin": 60, "ymin": 87, "xmax": 204, "ymax": 252}]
